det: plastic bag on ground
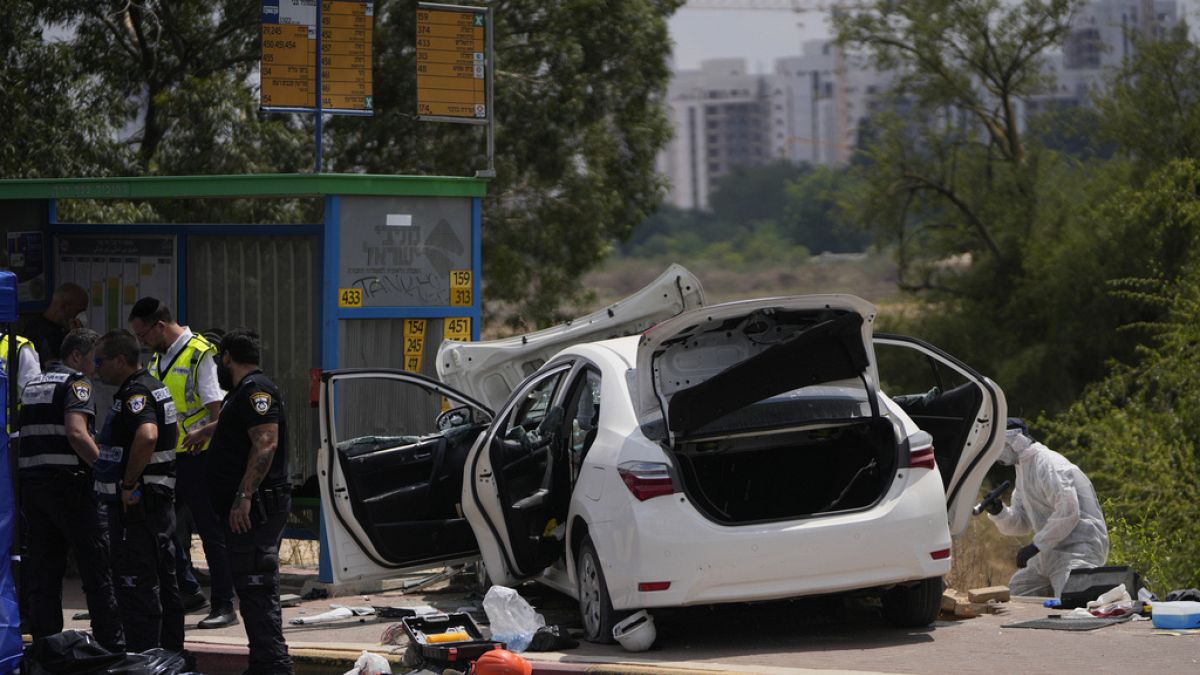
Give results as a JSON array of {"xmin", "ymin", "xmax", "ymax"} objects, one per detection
[
  {"xmin": 481, "ymin": 586, "xmax": 544, "ymax": 653},
  {"xmin": 290, "ymin": 605, "xmax": 376, "ymax": 625},
  {"xmin": 343, "ymin": 650, "xmax": 392, "ymax": 675},
  {"xmin": 23, "ymin": 630, "xmax": 189, "ymax": 674}
]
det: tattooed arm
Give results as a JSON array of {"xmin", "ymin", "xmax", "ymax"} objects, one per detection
[{"xmin": 229, "ymin": 422, "xmax": 279, "ymax": 533}]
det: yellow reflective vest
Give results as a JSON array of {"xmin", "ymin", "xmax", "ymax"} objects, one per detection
[
  {"xmin": 1, "ymin": 333, "xmax": 35, "ymax": 434},
  {"xmin": 149, "ymin": 333, "xmax": 217, "ymax": 453}
]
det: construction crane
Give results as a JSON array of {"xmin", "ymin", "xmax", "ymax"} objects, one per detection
[{"xmin": 680, "ymin": 0, "xmax": 865, "ymax": 164}]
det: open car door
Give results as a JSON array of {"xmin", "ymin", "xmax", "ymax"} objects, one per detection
[
  {"xmin": 873, "ymin": 335, "xmax": 1008, "ymax": 536},
  {"xmin": 462, "ymin": 363, "xmax": 575, "ymax": 587},
  {"xmin": 319, "ymin": 369, "xmax": 493, "ymax": 585}
]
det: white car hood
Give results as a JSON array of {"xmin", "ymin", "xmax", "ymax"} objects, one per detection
[
  {"xmin": 438, "ymin": 264, "xmax": 704, "ymax": 411},
  {"xmin": 632, "ymin": 295, "xmax": 879, "ymax": 442}
]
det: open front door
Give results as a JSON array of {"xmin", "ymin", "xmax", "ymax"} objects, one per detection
[
  {"xmin": 319, "ymin": 369, "xmax": 493, "ymax": 585},
  {"xmin": 464, "ymin": 364, "xmax": 573, "ymax": 586},
  {"xmin": 873, "ymin": 335, "xmax": 1007, "ymax": 536}
]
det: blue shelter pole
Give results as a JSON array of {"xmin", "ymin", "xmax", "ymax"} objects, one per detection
[{"xmin": 0, "ymin": 271, "xmax": 23, "ymax": 673}]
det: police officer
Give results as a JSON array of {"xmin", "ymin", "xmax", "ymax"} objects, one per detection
[
  {"xmin": 128, "ymin": 297, "xmax": 234, "ymax": 627},
  {"xmin": 199, "ymin": 329, "xmax": 293, "ymax": 673},
  {"xmin": 1, "ymin": 329, "xmax": 41, "ymax": 392},
  {"xmin": 92, "ymin": 330, "xmax": 184, "ymax": 652},
  {"xmin": 18, "ymin": 328, "xmax": 123, "ymax": 650}
]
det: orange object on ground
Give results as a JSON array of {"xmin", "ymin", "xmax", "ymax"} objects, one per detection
[
  {"xmin": 471, "ymin": 648, "xmax": 532, "ymax": 675},
  {"xmin": 426, "ymin": 630, "xmax": 471, "ymax": 644}
]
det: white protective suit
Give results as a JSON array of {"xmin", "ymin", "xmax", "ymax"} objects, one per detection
[{"xmin": 989, "ymin": 431, "xmax": 1109, "ymax": 597}]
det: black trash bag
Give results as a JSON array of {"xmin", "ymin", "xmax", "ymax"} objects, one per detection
[
  {"xmin": 24, "ymin": 630, "xmax": 124, "ymax": 674},
  {"xmin": 1164, "ymin": 588, "xmax": 1200, "ymax": 602},
  {"xmin": 24, "ymin": 630, "xmax": 189, "ymax": 675},
  {"xmin": 527, "ymin": 624, "xmax": 578, "ymax": 652}
]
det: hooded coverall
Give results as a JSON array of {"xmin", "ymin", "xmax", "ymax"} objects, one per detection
[{"xmin": 989, "ymin": 431, "xmax": 1109, "ymax": 597}]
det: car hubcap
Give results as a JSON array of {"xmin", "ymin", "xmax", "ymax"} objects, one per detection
[{"xmin": 579, "ymin": 552, "xmax": 601, "ymax": 637}]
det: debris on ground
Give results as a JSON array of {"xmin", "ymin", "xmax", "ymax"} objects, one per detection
[
  {"xmin": 942, "ymin": 587, "xmax": 1009, "ymax": 619},
  {"xmin": 289, "ymin": 605, "xmax": 376, "ymax": 625},
  {"xmin": 342, "ymin": 650, "xmax": 392, "ymax": 675},
  {"xmin": 967, "ymin": 586, "xmax": 1011, "ymax": 603}
]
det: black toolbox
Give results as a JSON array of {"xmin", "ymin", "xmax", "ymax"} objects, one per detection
[
  {"xmin": 400, "ymin": 612, "xmax": 505, "ymax": 665},
  {"xmin": 1059, "ymin": 566, "xmax": 1141, "ymax": 609}
]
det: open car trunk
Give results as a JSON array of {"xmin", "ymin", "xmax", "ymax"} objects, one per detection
[
  {"xmin": 673, "ymin": 408, "xmax": 899, "ymax": 524},
  {"xmin": 635, "ymin": 295, "xmax": 899, "ymax": 524}
]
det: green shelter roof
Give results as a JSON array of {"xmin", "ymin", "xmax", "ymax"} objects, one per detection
[{"xmin": 0, "ymin": 173, "xmax": 488, "ymax": 200}]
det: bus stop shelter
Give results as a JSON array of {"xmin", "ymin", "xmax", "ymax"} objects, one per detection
[{"xmin": 0, "ymin": 173, "xmax": 487, "ymax": 582}]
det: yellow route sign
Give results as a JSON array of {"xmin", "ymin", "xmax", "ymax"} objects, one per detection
[
  {"xmin": 443, "ymin": 317, "xmax": 472, "ymax": 342},
  {"xmin": 403, "ymin": 319, "xmax": 427, "ymax": 372},
  {"xmin": 261, "ymin": 0, "xmax": 374, "ymax": 114},
  {"xmin": 416, "ymin": 4, "xmax": 488, "ymax": 122}
]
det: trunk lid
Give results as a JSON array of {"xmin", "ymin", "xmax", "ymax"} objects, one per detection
[
  {"xmin": 633, "ymin": 295, "xmax": 879, "ymax": 443},
  {"xmin": 438, "ymin": 264, "xmax": 704, "ymax": 411}
]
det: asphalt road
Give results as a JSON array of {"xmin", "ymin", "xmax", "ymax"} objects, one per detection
[{"xmin": 52, "ymin": 571, "xmax": 1200, "ymax": 674}]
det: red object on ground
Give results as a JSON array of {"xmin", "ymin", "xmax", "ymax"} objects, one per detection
[{"xmin": 472, "ymin": 648, "xmax": 532, "ymax": 675}]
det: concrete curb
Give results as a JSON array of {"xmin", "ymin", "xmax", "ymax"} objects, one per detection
[{"xmin": 187, "ymin": 638, "xmax": 882, "ymax": 675}]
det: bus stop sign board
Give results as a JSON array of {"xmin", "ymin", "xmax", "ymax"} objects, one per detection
[
  {"xmin": 416, "ymin": 3, "xmax": 488, "ymax": 124},
  {"xmin": 261, "ymin": 0, "xmax": 374, "ymax": 114}
]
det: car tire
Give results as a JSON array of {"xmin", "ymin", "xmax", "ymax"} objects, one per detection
[
  {"xmin": 577, "ymin": 536, "xmax": 621, "ymax": 643},
  {"xmin": 881, "ymin": 576, "xmax": 943, "ymax": 627}
]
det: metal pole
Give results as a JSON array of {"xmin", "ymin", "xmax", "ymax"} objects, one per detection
[
  {"xmin": 476, "ymin": 6, "xmax": 496, "ymax": 178},
  {"xmin": 314, "ymin": 0, "xmax": 324, "ymax": 174},
  {"xmin": 5, "ymin": 325, "xmax": 20, "ymax": 610}
]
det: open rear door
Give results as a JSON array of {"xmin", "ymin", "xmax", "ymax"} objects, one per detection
[
  {"xmin": 319, "ymin": 369, "xmax": 493, "ymax": 585},
  {"xmin": 873, "ymin": 335, "xmax": 1007, "ymax": 536}
]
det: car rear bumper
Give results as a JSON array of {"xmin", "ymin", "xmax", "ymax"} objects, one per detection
[{"xmin": 593, "ymin": 467, "xmax": 952, "ymax": 610}]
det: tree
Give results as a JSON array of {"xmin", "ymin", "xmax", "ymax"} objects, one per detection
[
  {"xmin": 40, "ymin": 0, "xmax": 265, "ymax": 172},
  {"xmin": 784, "ymin": 165, "xmax": 871, "ymax": 253},
  {"xmin": 1096, "ymin": 23, "xmax": 1200, "ymax": 174},
  {"xmin": 835, "ymin": 0, "xmax": 1081, "ymax": 283},
  {"xmin": 708, "ymin": 161, "xmax": 809, "ymax": 226},
  {"xmin": 1041, "ymin": 163, "xmax": 1200, "ymax": 591},
  {"xmin": 0, "ymin": 0, "xmax": 128, "ymax": 178}
]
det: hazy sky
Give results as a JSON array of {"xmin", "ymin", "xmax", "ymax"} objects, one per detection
[
  {"xmin": 669, "ymin": 1, "xmax": 1200, "ymax": 74},
  {"xmin": 669, "ymin": 6, "xmax": 833, "ymax": 73}
]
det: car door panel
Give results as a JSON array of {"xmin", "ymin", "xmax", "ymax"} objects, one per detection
[
  {"xmin": 466, "ymin": 366, "xmax": 572, "ymax": 583},
  {"xmin": 873, "ymin": 335, "xmax": 1007, "ymax": 535},
  {"xmin": 319, "ymin": 369, "xmax": 493, "ymax": 583}
]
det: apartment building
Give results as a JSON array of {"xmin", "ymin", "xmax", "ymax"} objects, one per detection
[{"xmin": 660, "ymin": 0, "xmax": 1182, "ymax": 210}]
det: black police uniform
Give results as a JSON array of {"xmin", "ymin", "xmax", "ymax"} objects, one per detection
[
  {"xmin": 208, "ymin": 370, "xmax": 293, "ymax": 674},
  {"xmin": 93, "ymin": 368, "xmax": 184, "ymax": 653},
  {"xmin": 208, "ymin": 367, "xmax": 292, "ymax": 672},
  {"xmin": 18, "ymin": 364, "xmax": 124, "ymax": 650}
]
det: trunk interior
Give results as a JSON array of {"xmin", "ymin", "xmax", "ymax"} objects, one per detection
[{"xmin": 673, "ymin": 417, "xmax": 898, "ymax": 524}]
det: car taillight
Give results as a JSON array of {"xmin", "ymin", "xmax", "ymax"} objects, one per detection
[
  {"xmin": 910, "ymin": 443, "xmax": 936, "ymax": 471},
  {"xmin": 618, "ymin": 461, "xmax": 675, "ymax": 501}
]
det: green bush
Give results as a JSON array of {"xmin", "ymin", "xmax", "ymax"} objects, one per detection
[{"xmin": 1042, "ymin": 241, "xmax": 1200, "ymax": 592}]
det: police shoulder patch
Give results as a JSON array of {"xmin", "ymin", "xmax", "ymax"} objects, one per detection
[
  {"xmin": 250, "ymin": 391, "xmax": 272, "ymax": 415},
  {"xmin": 71, "ymin": 381, "xmax": 92, "ymax": 402},
  {"xmin": 127, "ymin": 394, "xmax": 147, "ymax": 414}
]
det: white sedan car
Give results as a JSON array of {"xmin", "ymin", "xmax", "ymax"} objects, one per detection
[{"xmin": 318, "ymin": 266, "xmax": 1006, "ymax": 642}]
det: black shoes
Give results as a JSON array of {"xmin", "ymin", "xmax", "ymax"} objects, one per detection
[
  {"xmin": 197, "ymin": 607, "xmax": 239, "ymax": 629},
  {"xmin": 181, "ymin": 591, "xmax": 209, "ymax": 613}
]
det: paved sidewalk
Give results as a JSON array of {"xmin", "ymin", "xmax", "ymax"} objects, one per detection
[{"xmin": 49, "ymin": 566, "xmax": 876, "ymax": 674}]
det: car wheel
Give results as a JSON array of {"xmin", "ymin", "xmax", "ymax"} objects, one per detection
[
  {"xmin": 882, "ymin": 576, "xmax": 943, "ymax": 627},
  {"xmin": 577, "ymin": 536, "xmax": 620, "ymax": 643}
]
